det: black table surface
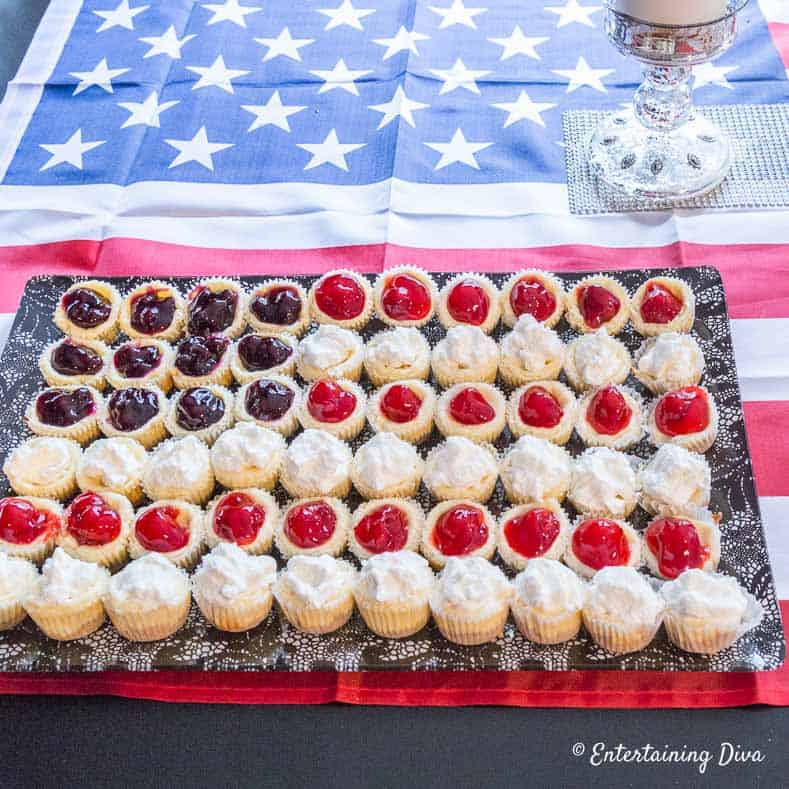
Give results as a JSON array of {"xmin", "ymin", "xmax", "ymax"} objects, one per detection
[{"xmin": 0, "ymin": 3, "xmax": 787, "ymax": 787}]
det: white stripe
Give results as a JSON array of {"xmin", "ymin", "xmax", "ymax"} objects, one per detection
[
  {"xmin": 760, "ymin": 496, "xmax": 789, "ymax": 599},
  {"xmin": 731, "ymin": 318, "xmax": 789, "ymax": 401},
  {"xmin": 760, "ymin": 0, "xmax": 789, "ymax": 24}
]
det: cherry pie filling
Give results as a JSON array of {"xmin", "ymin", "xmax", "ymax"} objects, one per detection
[
  {"xmin": 66, "ymin": 492, "xmax": 121, "ymax": 546},
  {"xmin": 448, "ymin": 387, "xmax": 495, "ymax": 426},
  {"xmin": 432, "ymin": 505, "xmax": 488, "ymax": 556},
  {"xmin": 113, "ymin": 343, "xmax": 162, "ymax": 379},
  {"xmin": 136, "ymin": 505, "xmax": 190, "ymax": 553},
  {"xmin": 245, "ymin": 379, "xmax": 295, "ymax": 422},
  {"xmin": 447, "ymin": 279, "xmax": 490, "ymax": 326},
  {"xmin": 518, "ymin": 386, "xmax": 563, "ymax": 429},
  {"xmin": 0, "ymin": 498, "xmax": 59, "ymax": 545},
  {"xmin": 107, "ymin": 388, "xmax": 159, "ymax": 432},
  {"xmin": 284, "ymin": 501, "xmax": 337, "ymax": 549},
  {"xmin": 315, "ymin": 274, "xmax": 366, "ymax": 321},
  {"xmin": 380, "ymin": 274, "xmax": 431, "ymax": 322},
  {"xmin": 130, "ymin": 288, "xmax": 176, "ymax": 335},
  {"xmin": 62, "ymin": 287, "xmax": 111, "ymax": 329},
  {"xmin": 640, "ymin": 282, "xmax": 683, "ymax": 325},
  {"xmin": 645, "ymin": 517, "xmax": 709, "ymax": 579},
  {"xmin": 307, "ymin": 380, "xmax": 356, "ymax": 423},
  {"xmin": 586, "ymin": 386, "xmax": 632, "ymax": 435},
  {"xmin": 509, "ymin": 277, "xmax": 557, "ymax": 323},
  {"xmin": 250, "ymin": 286, "xmax": 302, "ymax": 327},
  {"xmin": 213, "ymin": 492, "xmax": 266, "ymax": 546},
  {"xmin": 51, "ymin": 340, "xmax": 103, "ymax": 377},
  {"xmin": 36, "ymin": 387, "xmax": 96, "ymax": 427},
  {"xmin": 354, "ymin": 504, "xmax": 409, "ymax": 554},
  {"xmin": 187, "ymin": 286, "xmax": 238, "ymax": 335},
  {"xmin": 572, "ymin": 518, "xmax": 631, "ymax": 571},
  {"xmin": 175, "ymin": 387, "xmax": 225, "ymax": 431},
  {"xmin": 654, "ymin": 386, "xmax": 710, "ymax": 437},
  {"xmin": 379, "ymin": 385, "xmax": 423, "ymax": 424},
  {"xmin": 175, "ymin": 335, "xmax": 229, "ymax": 377},
  {"xmin": 577, "ymin": 284, "xmax": 620, "ymax": 329},
  {"xmin": 237, "ymin": 335, "xmax": 293, "ymax": 372},
  {"xmin": 503, "ymin": 508, "xmax": 561, "ymax": 559}
]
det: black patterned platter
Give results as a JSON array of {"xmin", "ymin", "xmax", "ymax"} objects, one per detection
[{"xmin": 0, "ymin": 268, "xmax": 783, "ymax": 673}]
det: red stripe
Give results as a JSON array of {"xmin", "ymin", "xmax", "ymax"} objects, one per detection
[
  {"xmin": 768, "ymin": 22, "xmax": 789, "ymax": 68},
  {"xmin": 1, "ymin": 239, "xmax": 789, "ymax": 319},
  {"xmin": 744, "ymin": 401, "xmax": 789, "ymax": 497}
]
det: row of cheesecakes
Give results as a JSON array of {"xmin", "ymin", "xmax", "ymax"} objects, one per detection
[{"xmin": 53, "ymin": 271, "xmax": 696, "ymax": 345}]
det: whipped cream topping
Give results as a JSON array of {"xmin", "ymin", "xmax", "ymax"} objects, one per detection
[
  {"xmin": 501, "ymin": 435, "xmax": 571, "ymax": 502},
  {"xmin": 106, "ymin": 553, "xmax": 190, "ymax": 611},
  {"xmin": 81, "ymin": 438, "xmax": 144, "ymax": 488},
  {"xmin": 434, "ymin": 326, "xmax": 498, "ymax": 371},
  {"xmin": 143, "ymin": 436, "xmax": 211, "ymax": 490},
  {"xmin": 0, "ymin": 552, "xmax": 38, "ymax": 603},
  {"xmin": 572, "ymin": 330, "xmax": 625, "ymax": 387},
  {"xmin": 501, "ymin": 315, "xmax": 564, "ymax": 373},
  {"xmin": 366, "ymin": 327, "xmax": 427, "ymax": 369},
  {"xmin": 661, "ymin": 569, "xmax": 753, "ymax": 625},
  {"xmin": 584, "ymin": 566, "xmax": 664, "ymax": 626},
  {"xmin": 355, "ymin": 551, "xmax": 435, "ymax": 604},
  {"xmin": 637, "ymin": 333, "xmax": 704, "ymax": 386},
  {"xmin": 3, "ymin": 437, "xmax": 76, "ymax": 486},
  {"xmin": 639, "ymin": 444, "xmax": 711, "ymax": 515},
  {"xmin": 211, "ymin": 423, "xmax": 284, "ymax": 477},
  {"xmin": 300, "ymin": 325, "xmax": 360, "ymax": 370},
  {"xmin": 26, "ymin": 547, "xmax": 109, "ymax": 606},
  {"xmin": 425, "ymin": 436, "xmax": 497, "ymax": 490},
  {"xmin": 283, "ymin": 429, "xmax": 352, "ymax": 493},
  {"xmin": 570, "ymin": 448, "xmax": 638, "ymax": 517},
  {"xmin": 429, "ymin": 557, "xmax": 512, "ymax": 618},
  {"xmin": 353, "ymin": 432, "xmax": 422, "ymax": 493},
  {"xmin": 275, "ymin": 555, "xmax": 356, "ymax": 609},
  {"xmin": 193, "ymin": 543, "xmax": 277, "ymax": 606},
  {"xmin": 513, "ymin": 558, "xmax": 586, "ymax": 616}
]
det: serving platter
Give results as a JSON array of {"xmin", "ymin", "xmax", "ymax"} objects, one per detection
[{"xmin": 0, "ymin": 267, "xmax": 783, "ymax": 673}]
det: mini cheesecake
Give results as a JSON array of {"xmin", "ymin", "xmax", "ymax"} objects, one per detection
[
  {"xmin": 297, "ymin": 378, "xmax": 366, "ymax": 440},
  {"xmin": 367, "ymin": 380, "xmax": 436, "ymax": 443},
  {"xmin": 99, "ymin": 385, "xmax": 168, "ymax": 448},
  {"xmin": 105, "ymin": 338, "xmax": 174, "ymax": 392},
  {"xmin": 53, "ymin": 280, "xmax": 121, "ymax": 342},
  {"xmin": 235, "ymin": 375, "xmax": 301, "ymax": 436},
  {"xmin": 296, "ymin": 324, "xmax": 364, "ymax": 382},
  {"xmin": 564, "ymin": 516, "xmax": 641, "ymax": 578},
  {"xmin": 506, "ymin": 381, "xmax": 577, "ymax": 445},
  {"xmin": 497, "ymin": 502, "xmax": 571, "ymax": 571},
  {"xmin": 204, "ymin": 488, "xmax": 279, "ymax": 555},
  {"xmin": 119, "ymin": 281, "xmax": 186, "ymax": 341},
  {"xmin": 437, "ymin": 273, "xmax": 501, "ymax": 334},
  {"xmin": 566, "ymin": 275, "xmax": 630, "ymax": 335},
  {"xmin": 26, "ymin": 385, "xmax": 102, "ymax": 445},
  {"xmin": 39, "ymin": 338, "xmax": 107, "ymax": 390},
  {"xmin": 631, "ymin": 276, "xmax": 695, "ymax": 336},
  {"xmin": 434, "ymin": 383, "xmax": 506, "ymax": 444},
  {"xmin": 247, "ymin": 279, "xmax": 310, "ymax": 337},
  {"xmin": 575, "ymin": 385, "xmax": 644, "ymax": 450},
  {"xmin": 364, "ymin": 327, "xmax": 431, "ymax": 387},
  {"xmin": 501, "ymin": 270, "xmax": 564, "ymax": 328},
  {"xmin": 568, "ymin": 447, "xmax": 639, "ymax": 519},
  {"xmin": 172, "ymin": 334, "xmax": 233, "ymax": 389},
  {"xmin": 421, "ymin": 500, "xmax": 497, "ymax": 568},
  {"xmin": 348, "ymin": 498, "xmax": 424, "ymax": 561},
  {"xmin": 186, "ymin": 278, "xmax": 246, "ymax": 338},
  {"xmin": 165, "ymin": 385, "xmax": 234, "ymax": 445},
  {"xmin": 431, "ymin": 326, "xmax": 498, "ymax": 387},
  {"xmin": 129, "ymin": 500, "xmax": 205, "ymax": 569},
  {"xmin": 275, "ymin": 497, "xmax": 350, "ymax": 558},
  {"xmin": 230, "ymin": 333, "xmax": 298, "ymax": 384},
  {"xmin": 373, "ymin": 267, "xmax": 437, "ymax": 328},
  {"xmin": 0, "ymin": 496, "xmax": 62, "ymax": 563},
  {"xmin": 141, "ymin": 436, "xmax": 215, "ymax": 505},
  {"xmin": 643, "ymin": 516, "xmax": 720, "ymax": 580},
  {"xmin": 308, "ymin": 269, "xmax": 373, "ymax": 330},
  {"xmin": 564, "ymin": 330, "xmax": 631, "ymax": 393},
  {"xmin": 648, "ymin": 385, "xmax": 719, "ymax": 453}
]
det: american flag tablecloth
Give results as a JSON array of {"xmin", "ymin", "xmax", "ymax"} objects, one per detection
[{"xmin": 0, "ymin": 0, "xmax": 788, "ymax": 706}]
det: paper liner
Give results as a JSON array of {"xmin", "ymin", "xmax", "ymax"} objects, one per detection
[
  {"xmin": 506, "ymin": 381, "xmax": 577, "ymax": 446},
  {"xmin": 119, "ymin": 280, "xmax": 187, "ymax": 342},
  {"xmin": 0, "ymin": 534, "xmax": 58, "ymax": 564},
  {"xmin": 632, "ymin": 335, "xmax": 705, "ymax": 395},
  {"xmin": 431, "ymin": 331, "xmax": 499, "ymax": 388},
  {"xmin": 355, "ymin": 598, "xmax": 431, "ymax": 639},
  {"xmin": 498, "ymin": 353, "xmax": 562, "ymax": 389},
  {"xmin": 496, "ymin": 502, "xmax": 570, "ymax": 571},
  {"xmin": 106, "ymin": 595, "xmax": 192, "ymax": 642},
  {"xmin": 351, "ymin": 472, "xmax": 422, "ymax": 502},
  {"xmin": 105, "ymin": 339, "xmax": 175, "ymax": 393},
  {"xmin": 229, "ymin": 332, "xmax": 299, "ymax": 385},
  {"xmin": 436, "ymin": 272, "xmax": 502, "ymax": 335},
  {"xmin": 277, "ymin": 593, "xmax": 355, "ymax": 635},
  {"xmin": 647, "ymin": 386, "xmax": 719, "ymax": 454},
  {"xmin": 39, "ymin": 338, "xmax": 108, "ymax": 390},
  {"xmin": 423, "ymin": 441, "xmax": 499, "ymax": 503},
  {"xmin": 630, "ymin": 276, "xmax": 696, "ymax": 337},
  {"xmin": 246, "ymin": 279, "xmax": 311, "ymax": 337},
  {"xmin": 0, "ymin": 599, "xmax": 28, "ymax": 631},
  {"xmin": 500, "ymin": 270, "xmax": 565, "ymax": 329},
  {"xmin": 364, "ymin": 329, "xmax": 432, "ymax": 387},
  {"xmin": 434, "ymin": 383, "xmax": 507, "ymax": 444},
  {"xmin": 204, "ymin": 488, "xmax": 278, "ymax": 554},
  {"xmin": 575, "ymin": 385, "xmax": 646, "ymax": 450},
  {"xmin": 347, "ymin": 497, "xmax": 425, "ymax": 561},
  {"xmin": 53, "ymin": 280, "xmax": 121, "ymax": 343},
  {"xmin": 431, "ymin": 605, "xmax": 510, "ymax": 646},
  {"xmin": 4, "ymin": 437, "xmax": 82, "ymax": 501},
  {"xmin": 583, "ymin": 613, "xmax": 663, "ymax": 655},
  {"xmin": 296, "ymin": 329, "xmax": 364, "ymax": 383},
  {"xmin": 25, "ymin": 597, "xmax": 107, "ymax": 641},
  {"xmin": 275, "ymin": 498, "xmax": 350, "ymax": 558},
  {"xmin": 297, "ymin": 379, "xmax": 367, "ymax": 440},
  {"xmin": 511, "ymin": 605, "xmax": 582, "ymax": 645},
  {"xmin": 421, "ymin": 500, "xmax": 498, "ymax": 568},
  {"xmin": 565, "ymin": 274, "xmax": 631, "ymax": 336},
  {"xmin": 367, "ymin": 381, "xmax": 436, "ymax": 444},
  {"xmin": 308, "ymin": 269, "xmax": 374, "ymax": 331},
  {"xmin": 25, "ymin": 385, "xmax": 103, "ymax": 446},
  {"xmin": 164, "ymin": 385, "xmax": 235, "ymax": 446},
  {"xmin": 195, "ymin": 592, "xmax": 274, "ymax": 633},
  {"xmin": 185, "ymin": 278, "xmax": 247, "ymax": 340},
  {"xmin": 372, "ymin": 266, "xmax": 438, "ymax": 328},
  {"xmin": 564, "ymin": 334, "xmax": 631, "ymax": 393}
]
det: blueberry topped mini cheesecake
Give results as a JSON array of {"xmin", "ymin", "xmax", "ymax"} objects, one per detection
[
  {"xmin": 99, "ymin": 385, "xmax": 168, "ymax": 448},
  {"xmin": 186, "ymin": 278, "xmax": 246, "ymax": 338},
  {"xmin": 230, "ymin": 332, "xmax": 298, "ymax": 384},
  {"xmin": 172, "ymin": 333, "xmax": 233, "ymax": 389},
  {"xmin": 247, "ymin": 279, "xmax": 310, "ymax": 336},
  {"xmin": 106, "ymin": 338, "xmax": 174, "ymax": 392},
  {"xmin": 119, "ymin": 281, "xmax": 185, "ymax": 341},
  {"xmin": 26, "ymin": 385, "xmax": 102, "ymax": 445},
  {"xmin": 39, "ymin": 338, "xmax": 107, "ymax": 390},
  {"xmin": 54, "ymin": 280, "xmax": 121, "ymax": 343}
]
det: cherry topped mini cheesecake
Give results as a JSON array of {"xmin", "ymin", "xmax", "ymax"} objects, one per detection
[
  {"xmin": 0, "ymin": 495, "xmax": 62, "ymax": 563},
  {"xmin": 501, "ymin": 269, "xmax": 565, "ymax": 328},
  {"xmin": 129, "ymin": 499, "xmax": 205, "ymax": 569},
  {"xmin": 564, "ymin": 516, "xmax": 641, "ymax": 578},
  {"xmin": 297, "ymin": 378, "xmax": 367, "ymax": 440},
  {"xmin": 368, "ymin": 379, "xmax": 437, "ymax": 443},
  {"xmin": 437, "ymin": 273, "xmax": 501, "ymax": 334},
  {"xmin": 58, "ymin": 490, "xmax": 133, "ymax": 568},
  {"xmin": 434, "ymin": 382, "xmax": 506, "ymax": 444},
  {"xmin": 576, "ymin": 385, "xmax": 644, "ymax": 450},
  {"xmin": 643, "ymin": 515, "xmax": 720, "ymax": 580},
  {"xmin": 119, "ymin": 281, "xmax": 185, "ymax": 341},
  {"xmin": 172, "ymin": 333, "xmax": 233, "ymax": 389},
  {"xmin": 647, "ymin": 385, "xmax": 718, "ymax": 453},
  {"xmin": 26, "ymin": 384, "xmax": 102, "ymax": 445},
  {"xmin": 235, "ymin": 375, "xmax": 301, "ymax": 436},
  {"xmin": 308, "ymin": 269, "xmax": 373, "ymax": 330},
  {"xmin": 421, "ymin": 499, "xmax": 496, "ymax": 568},
  {"xmin": 106, "ymin": 338, "xmax": 174, "ymax": 392},
  {"xmin": 247, "ymin": 279, "xmax": 310, "ymax": 337},
  {"xmin": 186, "ymin": 278, "xmax": 246, "ymax": 339},
  {"xmin": 506, "ymin": 380, "xmax": 577, "ymax": 445},
  {"xmin": 230, "ymin": 333, "xmax": 298, "ymax": 384},
  {"xmin": 54, "ymin": 280, "xmax": 121, "ymax": 343},
  {"xmin": 348, "ymin": 498, "xmax": 424, "ymax": 561},
  {"xmin": 275, "ymin": 497, "xmax": 350, "ymax": 558},
  {"xmin": 205, "ymin": 488, "xmax": 279, "ymax": 555},
  {"xmin": 631, "ymin": 276, "xmax": 695, "ymax": 336},
  {"xmin": 373, "ymin": 267, "xmax": 437, "ymax": 328},
  {"xmin": 566, "ymin": 275, "xmax": 630, "ymax": 335},
  {"xmin": 99, "ymin": 384, "xmax": 168, "ymax": 448},
  {"xmin": 39, "ymin": 338, "xmax": 107, "ymax": 390},
  {"xmin": 165, "ymin": 385, "xmax": 234, "ymax": 445},
  {"xmin": 497, "ymin": 502, "xmax": 570, "ymax": 571}
]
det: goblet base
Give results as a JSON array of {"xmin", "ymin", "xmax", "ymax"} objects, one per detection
[{"xmin": 589, "ymin": 110, "xmax": 731, "ymax": 201}]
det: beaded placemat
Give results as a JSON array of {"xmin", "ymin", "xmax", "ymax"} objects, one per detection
[{"xmin": 563, "ymin": 103, "xmax": 789, "ymax": 214}]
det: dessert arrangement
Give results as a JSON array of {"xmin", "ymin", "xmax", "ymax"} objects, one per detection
[{"xmin": 0, "ymin": 267, "xmax": 782, "ymax": 672}]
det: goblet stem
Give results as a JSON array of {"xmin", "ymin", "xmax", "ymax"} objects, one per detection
[{"xmin": 633, "ymin": 65, "xmax": 693, "ymax": 132}]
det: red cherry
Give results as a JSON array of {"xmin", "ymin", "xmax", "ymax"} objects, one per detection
[
  {"xmin": 446, "ymin": 279, "xmax": 490, "ymax": 326},
  {"xmin": 432, "ymin": 505, "xmax": 488, "ymax": 556},
  {"xmin": 503, "ymin": 508, "xmax": 561, "ymax": 559},
  {"xmin": 354, "ymin": 505, "xmax": 409, "ymax": 554},
  {"xmin": 307, "ymin": 380, "xmax": 357, "ymax": 423},
  {"xmin": 285, "ymin": 501, "xmax": 337, "ymax": 549},
  {"xmin": 136, "ymin": 506, "xmax": 189, "ymax": 553},
  {"xmin": 640, "ymin": 282, "xmax": 683, "ymax": 325},
  {"xmin": 380, "ymin": 385, "xmax": 423, "ymax": 424},
  {"xmin": 645, "ymin": 517, "xmax": 708, "ymax": 580},
  {"xmin": 654, "ymin": 386, "xmax": 710, "ymax": 437},
  {"xmin": 213, "ymin": 492, "xmax": 266, "ymax": 547},
  {"xmin": 0, "ymin": 498, "xmax": 59, "ymax": 545},
  {"xmin": 66, "ymin": 492, "xmax": 121, "ymax": 546},
  {"xmin": 577, "ymin": 284, "xmax": 620, "ymax": 329},
  {"xmin": 509, "ymin": 277, "xmax": 557, "ymax": 323},
  {"xmin": 315, "ymin": 274, "xmax": 366, "ymax": 321},
  {"xmin": 381, "ymin": 274, "xmax": 431, "ymax": 321},
  {"xmin": 449, "ymin": 387, "xmax": 495, "ymax": 426},
  {"xmin": 587, "ymin": 386, "xmax": 632, "ymax": 435},
  {"xmin": 571, "ymin": 518, "xmax": 630, "ymax": 570},
  {"xmin": 518, "ymin": 386, "xmax": 563, "ymax": 429}
]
